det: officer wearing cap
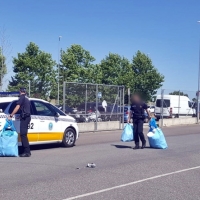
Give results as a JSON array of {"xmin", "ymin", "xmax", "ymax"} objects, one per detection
[
  {"xmin": 128, "ymin": 93, "xmax": 150, "ymax": 149},
  {"xmin": 8, "ymin": 88, "xmax": 31, "ymax": 157}
]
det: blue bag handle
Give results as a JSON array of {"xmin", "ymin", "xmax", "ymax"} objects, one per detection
[{"xmin": 3, "ymin": 119, "xmax": 16, "ymax": 132}]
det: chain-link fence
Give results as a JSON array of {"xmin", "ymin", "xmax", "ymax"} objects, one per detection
[
  {"xmin": 155, "ymin": 89, "xmax": 197, "ymax": 127},
  {"xmin": 63, "ymin": 82, "xmax": 125, "ymax": 131}
]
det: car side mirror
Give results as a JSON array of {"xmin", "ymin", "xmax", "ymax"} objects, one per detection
[{"xmin": 55, "ymin": 112, "xmax": 60, "ymax": 117}]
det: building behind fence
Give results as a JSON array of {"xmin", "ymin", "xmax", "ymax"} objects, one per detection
[{"xmin": 63, "ymin": 82, "xmax": 125, "ymax": 131}]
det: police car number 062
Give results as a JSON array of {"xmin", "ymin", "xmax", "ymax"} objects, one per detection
[{"xmin": 28, "ymin": 123, "xmax": 34, "ymax": 129}]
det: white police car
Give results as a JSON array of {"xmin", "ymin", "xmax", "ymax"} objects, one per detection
[{"xmin": 0, "ymin": 92, "xmax": 79, "ymax": 147}]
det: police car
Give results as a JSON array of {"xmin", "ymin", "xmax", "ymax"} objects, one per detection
[{"xmin": 0, "ymin": 92, "xmax": 79, "ymax": 147}]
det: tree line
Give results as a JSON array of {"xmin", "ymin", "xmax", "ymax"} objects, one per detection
[{"xmin": 6, "ymin": 42, "xmax": 164, "ymax": 103}]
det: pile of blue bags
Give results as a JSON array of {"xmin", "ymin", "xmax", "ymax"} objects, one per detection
[
  {"xmin": 121, "ymin": 124, "xmax": 134, "ymax": 142},
  {"xmin": 0, "ymin": 119, "xmax": 18, "ymax": 157},
  {"xmin": 147, "ymin": 118, "xmax": 168, "ymax": 149}
]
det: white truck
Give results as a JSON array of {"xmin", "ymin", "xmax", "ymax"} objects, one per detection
[{"xmin": 155, "ymin": 95, "xmax": 195, "ymax": 119}]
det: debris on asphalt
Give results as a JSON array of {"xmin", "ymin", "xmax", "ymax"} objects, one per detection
[{"xmin": 87, "ymin": 163, "xmax": 96, "ymax": 168}]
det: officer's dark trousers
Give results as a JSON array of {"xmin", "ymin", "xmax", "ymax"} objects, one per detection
[
  {"xmin": 20, "ymin": 117, "xmax": 31, "ymax": 154},
  {"xmin": 133, "ymin": 119, "xmax": 146, "ymax": 145}
]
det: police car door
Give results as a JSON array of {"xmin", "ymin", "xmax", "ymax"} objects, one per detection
[
  {"xmin": 32, "ymin": 100, "xmax": 62, "ymax": 142},
  {"xmin": 9, "ymin": 101, "xmax": 39, "ymax": 143}
]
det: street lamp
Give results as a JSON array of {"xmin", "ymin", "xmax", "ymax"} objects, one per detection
[
  {"xmin": 57, "ymin": 36, "xmax": 62, "ymax": 105},
  {"xmin": 197, "ymin": 21, "xmax": 200, "ymax": 123}
]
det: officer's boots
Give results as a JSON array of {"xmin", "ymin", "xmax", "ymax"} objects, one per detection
[
  {"xmin": 133, "ymin": 143, "xmax": 139, "ymax": 150},
  {"xmin": 141, "ymin": 141, "xmax": 146, "ymax": 149}
]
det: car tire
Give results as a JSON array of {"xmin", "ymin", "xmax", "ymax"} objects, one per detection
[{"xmin": 62, "ymin": 128, "xmax": 76, "ymax": 148}]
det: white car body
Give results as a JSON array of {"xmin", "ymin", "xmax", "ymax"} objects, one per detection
[
  {"xmin": 148, "ymin": 106, "xmax": 155, "ymax": 113},
  {"xmin": 155, "ymin": 95, "xmax": 195, "ymax": 118},
  {"xmin": 0, "ymin": 97, "xmax": 79, "ymax": 147}
]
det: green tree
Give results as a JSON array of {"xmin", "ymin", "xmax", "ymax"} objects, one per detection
[
  {"xmin": 132, "ymin": 51, "xmax": 164, "ymax": 101},
  {"xmin": 60, "ymin": 44, "xmax": 98, "ymax": 106},
  {"xmin": 99, "ymin": 53, "xmax": 134, "ymax": 105},
  {"xmin": 100, "ymin": 53, "xmax": 134, "ymax": 86},
  {"xmin": 169, "ymin": 91, "xmax": 188, "ymax": 97},
  {"xmin": 0, "ymin": 48, "xmax": 6, "ymax": 90},
  {"xmin": 8, "ymin": 42, "xmax": 56, "ymax": 100},
  {"xmin": 60, "ymin": 44, "xmax": 96, "ymax": 83}
]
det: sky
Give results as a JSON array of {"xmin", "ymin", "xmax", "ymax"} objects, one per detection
[{"xmin": 0, "ymin": 0, "xmax": 200, "ymax": 94}]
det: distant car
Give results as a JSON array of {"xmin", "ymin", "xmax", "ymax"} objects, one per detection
[
  {"xmin": 55, "ymin": 105, "xmax": 75, "ymax": 114},
  {"xmin": 76, "ymin": 102, "xmax": 102, "ymax": 122}
]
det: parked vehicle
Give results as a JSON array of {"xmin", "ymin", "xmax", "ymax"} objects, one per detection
[
  {"xmin": 148, "ymin": 106, "xmax": 155, "ymax": 113},
  {"xmin": 76, "ymin": 102, "xmax": 102, "ymax": 122},
  {"xmin": 55, "ymin": 105, "xmax": 75, "ymax": 115},
  {"xmin": 0, "ymin": 94, "xmax": 79, "ymax": 147},
  {"xmin": 155, "ymin": 95, "xmax": 195, "ymax": 119}
]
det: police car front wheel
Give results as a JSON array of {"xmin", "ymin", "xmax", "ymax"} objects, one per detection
[{"xmin": 62, "ymin": 128, "xmax": 76, "ymax": 147}]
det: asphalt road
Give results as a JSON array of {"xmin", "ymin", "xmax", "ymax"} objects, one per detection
[{"xmin": 1, "ymin": 125, "xmax": 200, "ymax": 200}]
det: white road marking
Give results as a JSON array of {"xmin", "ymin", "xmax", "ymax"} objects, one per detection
[{"xmin": 63, "ymin": 166, "xmax": 200, "ymax": 200}]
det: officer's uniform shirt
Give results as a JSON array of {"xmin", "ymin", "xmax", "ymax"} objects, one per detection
[
  {"xmin": 17, "ymin": 94, "xmax": 31, "ymax": 115},
  {"xmin": 130, "ymin": 101, "xmax": 148, "ymax": 119}
]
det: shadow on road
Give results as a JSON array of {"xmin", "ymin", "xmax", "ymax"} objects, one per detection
[
  {"xmin": 111, "ymin": 144, "xmax": 132, "ymax": 149},
  {"xmin": 18, "ymin": 144, "xmax": 62, "ymax": 154}
]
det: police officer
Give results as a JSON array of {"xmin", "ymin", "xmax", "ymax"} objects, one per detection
[
  {"xmin": 128, "ymin": 94, "xmax": 150, "ymax": 149},
  {"xmin": 8, "ymin": 88, "xmax": 31, "ymax": 157}
]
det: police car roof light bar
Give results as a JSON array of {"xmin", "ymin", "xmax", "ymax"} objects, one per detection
[{"xmin": 0, "ymin": 92, "xmax": 20, "ymax": 97}]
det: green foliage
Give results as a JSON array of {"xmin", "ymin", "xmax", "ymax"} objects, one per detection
[
  {"xmin": 8, "ymin": 43, "xmax": 165, "ymax": 105},
  {"xmin": 8, "ymin": 42, "xmax": 56, "ymax": 100},
  {"xmin": 0, "ymin": 48, "xmax": 7, "ymax": 89},
  {"xmin": 100, "ymin": 53, "xmax": 134, "ymax": 86},
  {"xmin": 169, "ymin": 91, "xmax": 188, "ymax": 97},
  {"xmin": 60, "ymin": 44, "xmax": 100, "ymax": 104},
  {"xmin": 132, "ymin": 51, "xmax": 164, "ymax": 101},
  {"xmin": 60, "ymin": 44, "xmax": 96, "ymax": 83}
]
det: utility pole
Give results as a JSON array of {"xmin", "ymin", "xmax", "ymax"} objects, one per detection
[{"xmin": 57, "ymin": 36, "xmax": 62, "ymax": 105}]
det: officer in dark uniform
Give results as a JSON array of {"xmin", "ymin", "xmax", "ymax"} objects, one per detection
[
  {"xmin": 9, "ymin": 88, "xmax": 31, "ymax": 157},
  {"xmin": 129, "ymin": 94, "xmax": 150, "ymax": 149}
]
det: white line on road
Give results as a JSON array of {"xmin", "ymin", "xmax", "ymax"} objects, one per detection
[{"xmin": 63, "ymin": 165, "xmax": 200, "ymax": 200}]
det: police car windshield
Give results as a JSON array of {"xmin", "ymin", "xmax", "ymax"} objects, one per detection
[
  {"xmin": 49, "ymin": 104, "xmax": 66, "ymax": 116},
  {"xmin": 0, "ymin": 102, "xmax": 10, "ymax": 113}
]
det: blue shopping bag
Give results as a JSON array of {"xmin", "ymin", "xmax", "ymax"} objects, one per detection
[
  {"xmin": 121, "ymin": 124, "xmax": 134, "ymax": 142},
  {"xmin": 0, "ymin": 119, "xmax": 18, "ymax": 157},
  {"xmin": 147, "ymin": 128, "xmax": 168, "ymax": 149}
]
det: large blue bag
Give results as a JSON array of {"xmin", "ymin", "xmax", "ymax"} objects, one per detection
[
  {"xmin": 0, "ymin": 119, "xmax": 18, "ymax": 157},
  {"xmin": 147, "ymin": 128, "xmax": 168, "ymax": 149},
  {"xmin": 121, "ymin": 124, "xmax": 134, "ymax": 142}
]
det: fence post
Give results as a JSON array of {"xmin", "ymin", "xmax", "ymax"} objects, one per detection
[
  {"xmin": 95, "ymin": 84, "xmax": 98, "ymax": 131},
  {"xmin": 122, "ymin": 86, "xmax": 125, "ymax": 129},
  {"xmin": 161, "ymin": 89, "xmax": 164, "ymax": 128},
  {"xmin": 63, "ymin": 82, "xmax": 66, "ymax": 113},
  {"xmin": 119, "ymin": 87, "xmax": 121, "ymax": 130},
  {"xmin": 85, "ymin": 84, "xmax": 87, "ymax": 116}
]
